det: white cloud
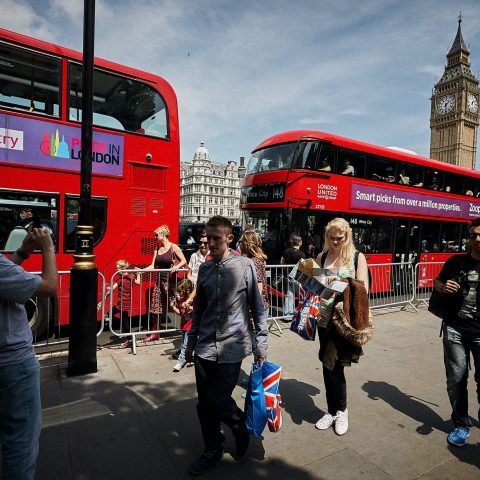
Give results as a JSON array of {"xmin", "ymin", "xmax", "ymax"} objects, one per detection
[
  {"xmin": 1, "ymin": 0, "xmax": 56, "ymax": 42},
  {"xmin": 0, "ymin": 0, "xmax": 479, "ymax": 167}
]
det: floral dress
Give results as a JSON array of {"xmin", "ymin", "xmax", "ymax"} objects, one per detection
[
  {"xmin": 150, "ymin": 247, "xmax": 174, "ymax": 315},
  {"xmin": 252, "ymin": 256, "xmax": 269, "ymax": 311}
]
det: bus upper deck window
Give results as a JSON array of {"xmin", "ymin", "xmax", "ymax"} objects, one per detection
[
  {"xmin": 69, "ymin": 63, "xmax": 168, "ymax": 138},
  {"xmin": 0, "ymin": 44, "xmax": 60, "ymax": 117}
]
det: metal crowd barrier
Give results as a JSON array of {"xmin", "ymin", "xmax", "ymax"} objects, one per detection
[
  {"xmin": 413, "ymin": 262, "xmax": 444, "ymax": 308},
  {"xmin": 32, "ymin": 271, "xmax": 106, "ymax": 349},
  {"xmin": 265, "ymin": 261, "xmax": 444, "ymax": 318},
  {"xmin": 368, "ymin": 262, "xmax": 417, "ymax": 310},
  {"xmin": 106, "ymin": 268, "xmax": 189, "ymax": 354},
  {"xmin": 34, "ymin": 261, "xmax": 444, "ymax": 353}
]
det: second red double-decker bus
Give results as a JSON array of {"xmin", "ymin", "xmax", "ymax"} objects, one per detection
[
  {"xmin": 0, "ymin": 29, "xmax": 180, "ymax": 335},
  {"xmin": 240, "ymin": 130, "xmax": 480, "ymax": 276}
]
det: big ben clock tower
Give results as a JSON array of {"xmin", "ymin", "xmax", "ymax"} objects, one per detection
[{"xmin": 430, "ymin": 16, "xmax": 479, "ymax": 169}]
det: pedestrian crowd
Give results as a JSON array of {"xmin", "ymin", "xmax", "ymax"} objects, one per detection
[{"xmin": 1, "ymin": 216, "xmax": 479, "ymax": 478}]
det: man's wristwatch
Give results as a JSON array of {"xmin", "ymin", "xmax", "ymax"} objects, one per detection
[{"xmin": 16, "ymin": 249, "xmax": 30, "ymax": 260}]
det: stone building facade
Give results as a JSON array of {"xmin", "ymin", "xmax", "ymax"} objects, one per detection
[
  {"xmin": 430, "ymin": 17, "xmax": 479, "ymax": 169},
  {"xmin": 180, "ymin": 142, "xmax": 246, "ymax": 223}
]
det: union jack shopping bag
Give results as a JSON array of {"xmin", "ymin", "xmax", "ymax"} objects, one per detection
[
  {"xmin": 245, "ymin": 362, "xmax": 268, "ymax": 437},
  {"xmin": 290, "ymin": 290, "xmax": 319, "ymax": 340},
  {"xmin": 262, "ymin": 361, "xmax": 283, "ymax": 432},
  {"xmin": 245, "ymin": 361, "xmax": 283, "ymax": 436}
]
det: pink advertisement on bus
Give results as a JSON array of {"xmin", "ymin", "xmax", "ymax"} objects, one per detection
[
  {"xmin": 351, "ymin": 183, "xmax": 480, "ymax": 219},
  {"xmin": 0, "ymin": 113, "xmax": 124, "ymax": 176}
]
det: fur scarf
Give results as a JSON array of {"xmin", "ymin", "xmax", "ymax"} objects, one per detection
[{"xmin": 331, "ymin": 278, "xmax": 373, "ymax": 347}]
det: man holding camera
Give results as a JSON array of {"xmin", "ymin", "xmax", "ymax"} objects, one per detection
[{"xmin": 0, "ymin": 227, "xmax": 57, "ymax": 479}]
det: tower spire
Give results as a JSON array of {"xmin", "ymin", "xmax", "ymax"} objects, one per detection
[{"xmin": 448, "ymin": 11, "xmax": 469, "ymax": 57}]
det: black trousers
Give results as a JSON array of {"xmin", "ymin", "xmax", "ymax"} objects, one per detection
[
  {"xmin": 194, "ymin": 356, "xmax": 245, "ymax": 452},
  {"xmin": 323, "ymin": 363, "xmax": 347, "ymax": 415},
  {"xmin": 112, "ymin": 306, "xmax": 131, "ymax": 333}
]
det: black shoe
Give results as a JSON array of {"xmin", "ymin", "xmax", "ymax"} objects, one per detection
[
  {"xmin": 234, "ymin": 428, "xmax": 250, "ymax": 460},
  {"xmin": 188, "ymin": 450, "xmax": 223, "ymax": 476}
]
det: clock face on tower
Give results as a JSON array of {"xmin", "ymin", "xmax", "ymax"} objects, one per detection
[
  {"xmin": 467, "ymin": 93, "xmax": 478, "ymax": 113},
  {"xmin": 436, "ymin": 95, "xmax": 455, "ymax": 115}
]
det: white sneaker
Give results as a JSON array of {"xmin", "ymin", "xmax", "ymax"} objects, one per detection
[
  {"xmin": 173, "ymin": 362, "xmax": 184, "ymax": 372},
  {"xmin": 315, "ymin": 413, "xmax": 335, "ymax": 430},
  {"xmin": 334, "ymin": 409, "xmax": 348, "ymax": 435}
]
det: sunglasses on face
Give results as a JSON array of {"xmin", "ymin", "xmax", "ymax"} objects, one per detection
[
  {"xmin": 468, "ymin": 232, "xmax": 480, "ymax": 240},
  {"xmin": 199, "ymin": 242, "xmax": 208, "ymax": 246}
]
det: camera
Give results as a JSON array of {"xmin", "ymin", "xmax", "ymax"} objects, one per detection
[{"xmin": 31, "ymin": 215, "xmax": 42, "ymax": 229}]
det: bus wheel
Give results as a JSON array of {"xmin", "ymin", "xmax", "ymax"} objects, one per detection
[{"xmin": 25, "ymin": 297, "xmax": 54, "ymax": 339}]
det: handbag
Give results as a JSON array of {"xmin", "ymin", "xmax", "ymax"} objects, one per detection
[
  {"xmin": 428, "ymin": 289, "xmax": 445, "ymax": 319},
  {"xmin": 290, "ymin": 290, "xmax": 318, "ymax": 340},
  {"xmin": 261, "ymin": 361, "xmax": 283, "ymax": 433},
  {"xmin": 244, "ymin": 363, "xmax": 268, "ymax": 437}
]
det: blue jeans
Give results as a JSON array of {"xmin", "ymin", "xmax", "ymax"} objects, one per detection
[
  {"xmin": 442, "ymin": 324, "xmax": 480, "ymax": 430},
  {"xmin": 283, "ymin": 279, "xmax": 297, "ymax": 316},
  {"xmin": 0, "ymin": 357, "xmax": 41, "ymax": 480},
  {"xmin": 177, "ymin": 331, "xmax": 189, "ymax": 366}
]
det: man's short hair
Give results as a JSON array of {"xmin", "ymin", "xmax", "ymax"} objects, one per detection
[
  {"xmin": 291, "ymin": 235, "xmax": 302, "ymax": 247},
  {"xmin": 468, "ymin": 218, "xmax": 480, "ymax": 231},
  {"xmin": 198, "ymin": 230, "xmax": 207, "ymax": 241},
  {"xmin": 206, "ymin": 216, "xmax": 233, "ymax": 234}
]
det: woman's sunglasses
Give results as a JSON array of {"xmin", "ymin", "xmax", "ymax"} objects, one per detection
[{"xmin": 468, "ymin": 232, "xmax": 480, "ymax": 240}]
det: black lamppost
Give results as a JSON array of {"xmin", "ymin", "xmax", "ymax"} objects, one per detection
[{"xmin": 68, "ymin": 0, "xmax": 98, "ymax": 376}]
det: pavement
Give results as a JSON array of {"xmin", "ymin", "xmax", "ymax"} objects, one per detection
[{"xmin": 36, "ymin": 306, "xmax": 479, "ymax": 480}]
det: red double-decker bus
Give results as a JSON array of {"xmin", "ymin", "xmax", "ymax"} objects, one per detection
[
  {"xmin": 240, "ymin": 130, "xmax": 480, "ymax": 283},
  {"xmin": 0, "ymin": 29, "xmax": 180, "ymax": 335}
]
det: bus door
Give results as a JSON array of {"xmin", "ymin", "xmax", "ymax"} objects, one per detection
[
  {"xmin": 393, "ymin": 219, "xmax": 421, "ymax": 264},
  {"xmin": 392, "ymin": 219, "xmax": 420, "ymax": 294}
]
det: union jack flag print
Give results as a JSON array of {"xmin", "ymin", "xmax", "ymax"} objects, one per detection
[
  {"xmin": 262, "ymin": 361, "xmax": 283, "ymax": 432},
  {"xmin": 290, "ymin": 290, "xmax": 318, "ymax": 340}
]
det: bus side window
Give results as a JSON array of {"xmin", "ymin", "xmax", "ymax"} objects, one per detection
[
  {"xmin": 464, "ymin": 177, "xmax": 478, "ymax": 197},
  {"xmin": 421, "ymin": 221, "xmax": 439, "ymax": 252},
  {"xmin": 316, "ymin": 143, "xmax": 335, "ymax": 172},
  {"xmin": 338, "ymin": 148, "xmax": 366, "ymax": 177},
  {"xmin": 0, "ymin": 43, "xmax": 61, "ymax": 117},
  {"xmin": 295, "ymin": 141, "xmax": 320, "ymax": 170},
  {"xmin": 369, "ymin": 156, "xmax": 396, "ymax": 183},
  {"xmin": 440, "ymin": 222, "xmax": 461, "ymax": 253},
  {"xmin": 426, "ymin": 169, "xmax": 444, "ymax": 191},
  {"xmin": 0, "ymin": 192, "xmax": 59, "ymax": 252},
  {"xmin": 65, "ymin": 196, "xmax": 107, "ymax": 251},
  {"xmin": 69, "ymin": 63, "xmax": 168, "ymax": 139}
]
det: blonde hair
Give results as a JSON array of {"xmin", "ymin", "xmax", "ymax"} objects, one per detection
[
  {"xmin": 154, "ymin": 224, "xmax": 170, "ymax": 238},
  {"xmin": 116, "ymin": 259, "xmax": 129, "ymax": 269},
  {"xmin": 177, "ymin": 278, "xmax": 194, "ymax": 298},
  {"xmin": 240, "ymin": 231, "xmax": 267, "ymax": 262},
  {"xmin": 322, "ymin": 218, "xmax": 355, "ymax": 266}
]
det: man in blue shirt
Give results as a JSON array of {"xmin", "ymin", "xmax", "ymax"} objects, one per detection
[
  {"xmin": 186, "ymin": 216, "xmax": 268, "ymax": 476},
  {"xmin": 0, "ymin": 228, "xmax": 57, "ymax": 479}
]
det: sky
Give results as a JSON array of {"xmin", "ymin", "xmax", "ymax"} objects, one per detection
[{"xmin": 2, "ymin": 0, "xmax": 480, "ymax": 168}]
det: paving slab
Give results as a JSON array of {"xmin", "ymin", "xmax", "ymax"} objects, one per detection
[{"xmin": 36, "ymin": 306, "xmax": 480, "ymax": 479}]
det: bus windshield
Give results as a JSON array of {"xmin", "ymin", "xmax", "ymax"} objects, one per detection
[{"xmin": 246, "ymin": 142, "xmax": 296, "ymax": 174}]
